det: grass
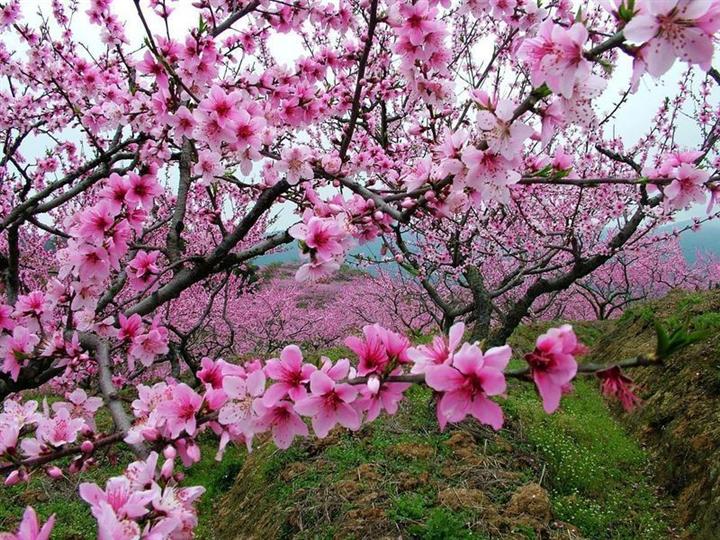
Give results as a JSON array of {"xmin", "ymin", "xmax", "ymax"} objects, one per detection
[
  {"xmin": 212, "ymin": 371, "xmax": 674, "ymax": 539},
  {"xmin": 2, "ymin": 320, "xmax": 681, "ymax": 539},
  {"xmin": 591, "ymin": 289, "xmax": 720, "ymax": 537},
  {"xmin": 503, "ymin": 378, "xmax": 670, "ymax": 539}
]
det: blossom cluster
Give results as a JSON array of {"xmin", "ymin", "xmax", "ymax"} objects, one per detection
[
  {"xmin": 79, "ymin": 451, "xmax": 204, "ymax": 539},
  {"xmin": 643, "ymin": 151, "xmax": 712, "ymax": 210},
  {"xmin": 124, "ymin": 323, "xmax": 587, "ymax": 457}
]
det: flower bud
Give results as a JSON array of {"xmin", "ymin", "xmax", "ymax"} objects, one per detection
[
  {"xmin": 367, "ymin": 375, "xmax": 380, "ymax": 395},
  {"xmin": 161, "ymin": 458, "xmax": 174, "ymax": 479},
  {"xmin": 47, "ymin": 466, "xmax": 63, "ymax": 479},
  {"xmin": 187, "ymin": 442, "xmax": 201, "ymax": 463},
  {"xmin": 81, "ymin": 440, "xmax": 94, "ymax": 454},
  {"xmin": 163, "ymin": 445, "xmax": 177, "ymax": 460},
  {"xmin": 5, "ymin": 470, "xmax": 23, "ymax": 486}
]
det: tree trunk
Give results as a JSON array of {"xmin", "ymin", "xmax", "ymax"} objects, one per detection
[{"xmin": 466, "ymin": 265, "xmax": 493, "ymax": 343}]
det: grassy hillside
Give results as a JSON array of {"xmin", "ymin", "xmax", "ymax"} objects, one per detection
[
  {"xmin": 210, "ymin": 329, "xmax": 677, "ymax": 540},
  {"xmin": 2, "ymin": 318, "xmax": 699, "ymax": 539},
  {"xmin": 587, "ymin": 289, "xmax": 720, "ymax": 539}
]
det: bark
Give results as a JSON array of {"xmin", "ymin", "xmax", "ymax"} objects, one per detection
[
  {"xmin": 487, "ymin": 206, "xmax": 647, "ymax": 346},
  {"xmin": 466, "ymin": 265, "xmax": 492, "ymax": 342}
]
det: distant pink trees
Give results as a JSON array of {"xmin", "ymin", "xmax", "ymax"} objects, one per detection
[
  {"xmin": 216, "ymin": 267, "xmax": 436, "ymax": 356},
  {"xmin": 539, "ymin": 235, "xmax": 720, "ymax": 321}
]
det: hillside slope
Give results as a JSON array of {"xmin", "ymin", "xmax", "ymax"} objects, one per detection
[
  {"xmin": 211, "ymin": 329, "xmax": 678, "ymax": 540},
  {"xmin": 587, "ymin": 290, "xmax": 720, "ymax": 539}
]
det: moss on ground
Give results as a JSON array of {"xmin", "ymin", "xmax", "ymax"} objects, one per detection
[{"xmin": 212, "ymin": 345, "xmax": 677, "ymax": 540}]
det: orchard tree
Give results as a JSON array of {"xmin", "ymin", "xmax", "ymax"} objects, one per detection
[
  {"xmin": 558, "ymin": 233, "xmax": 717, "ymax": 320},
  {"xmin": 0, "ymin": 0, "xmax": 719, "ymax": 536}
]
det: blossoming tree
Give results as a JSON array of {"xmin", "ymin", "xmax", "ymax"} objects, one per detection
[{"xmin": 1, "ymin": 0, "xmax": 719, "ymax": 536}]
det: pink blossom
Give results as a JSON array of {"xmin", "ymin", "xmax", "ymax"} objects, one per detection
[
  {"xmin": 476, "ymin": 99, "xmax": 533, "ymax": 160},
  {"xmin": 461, "ymin": 147, "xmax": 520, "ymax": 205},
  {"xmin": 253, "ymin": 400, "xmax": 309, "ymax": 449},
  {"xmin": 125, "ymin": 172, "xmax": 161, "ymax": 209},
  {"xmin": 408, "ymin": 322, "xmax": 465, "ymax": 374},
  {"xmin": 1, "ymin": 326, "xmax": 40, "ymax": 381},
  {"xmin": 78, "ymin": 202, "xmax": 115, "ymax": 243},
  {"xmin": 124, "ymin": 452, "xmax": 159, "ymax": 490},
  {"xmin": 92, "ymin": 501, "xmax": 141, "ymax": 540},
  {"xmin": 597, "ymin": 366, "xmax": 642, "ymax": 411},
  {"xmin": 356, "ymin": 369, "xmax": 410, "ymax": 422},
  {"xmin": 524, "ymin": 325, "xmax": 583, "ymax": 413},
  {"xmin": 231, "ymin": 109, "xmax": 266, "ymax": 152},
  {"xmin": 2, "ymin": 399, "xmax": 41, "ymax": 426},
  {"xmin": 157, "ymin": 383, "xmax": 203, "ymax": 438},
  {"xmin": 276, "ymin": 146, "xmax": 314, "ymax": 185},
  {"xmin": 117, "ymin": 313, "xmax": 143, "ymax": 342},
  {"xmin": 193, "ymin": 150, "xmax": 223, "ymax": 184},
  {"xmin": 197, "ymin": 85, "xmax": 239, "ymax": 129},
  {"xmin": 290, "ymin": 216, "xmax": 346, "ymax": 262},
  {"xmin": 152, "ymin": 484, "xmax": 205, "ymax": 535},
  {"xmin": 0, "ymin": 417, "xmax": 19, "ymax": 454},
  {"xmin": 345, "ymin": 324, "xmax": 389, "ymax": 376},
  {"xmin": 70, "ymin": 244, "xmax": 111, "ymax": 283},
  {"xmin": 0, "ymin": 304, "xmax": 15, "ymax": 332},
  {"xmin": 623, "ymin": 0, "xmax": 719, "ymax": 76},
  {"xmin": 294, "ymin": 359, "xmax": 360, "ymax": 438},
  {"xmin": 0, "ymin": 506, "xmax": 55, "ymax": 540},
  {"xmin": 218, "ymin": 369, "xmax": 266, "ymax": 435},
  {"xmin": 0, "ymin": 1, "xmax": 21, "ymax": 29},
  {"xmin": 395, "ymin": 0, "xmax": 443, "ymax": 46},
  {"xmin": 663, "ymin": 163, "xmax": 709, "ymax": 209},
  {"xmin": 129, "ymin": 320, "xmax": 169, "ymax": 368},
  {"xmin": 425, "ymin": 343, "xmax": 510, "ymax": 430},
  {"xmin": 197, "ymin": 357, "xmax": 245, "ymax": 390},
  {"xmin": 295, "ymin": 258, "xmax": 341, "ymax": 281},
  {"xmin": 136, "ymin": 49, "xmax": 168, "ymax": 89},
  {"xmin": 35, "ymin": 407, "xmax": 86, "ymax": 447},
  {"xmin": 262, "ymin": 345, "xmax": 316, "ymax": 406},
  {"xmin": 168, "ymin": 105, "xmax": 196, "ymax": 139},
  {"xmin": 127, "ymin": 250, "xmax": 160, "ymax": 290},
  {"xmin": 517, "ymin": 20, "xmax": 590, "ymax": 98},
  {"xmin": 52, "ymin": 389, "xmax": 103, "ymax": 428},
  {"xmin": 79, "ymin": 476, "xmax": 155, "ymax": 520},
  {"xmin": 15, "ymin": 292, "xmax": 48, "ymax": 319}
]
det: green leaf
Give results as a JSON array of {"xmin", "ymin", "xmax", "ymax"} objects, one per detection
[
  {"xmin": 655, "ymin": 320, "xmax": 709, "ymax": 359},
  {"xmin": 654, "ymin": 320, "xmax": 670, "ymax": 358}
]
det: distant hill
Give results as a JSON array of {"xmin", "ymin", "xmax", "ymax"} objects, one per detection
[
  {"xmin": 672, "ymin": 220, "xmax": 720, "ymax": 262},
  {"xmin": 256, "ymin": 221, "xmax": 720, "ymax": 267},
  {"xmin": 255, "ymin": 239, "xmax": 395, "ymax": 273}
]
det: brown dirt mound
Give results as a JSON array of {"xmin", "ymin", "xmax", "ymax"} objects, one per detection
[{"xmin": 588, "ymin": 289, "xmax": 720, "ymax": 539}]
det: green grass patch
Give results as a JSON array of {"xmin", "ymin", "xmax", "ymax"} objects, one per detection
[{"xmin": 504, "ymin": 377, "xmax": 670, "ymax": 539}]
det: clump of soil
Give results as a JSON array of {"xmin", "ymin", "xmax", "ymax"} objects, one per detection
[
  {"xmin": 505, "ymin": 483, "xmax": 553, "ymax": 527},
  {"xmin": 589, "ymin": 289, "xmax": 720, "ymax": 539}
]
